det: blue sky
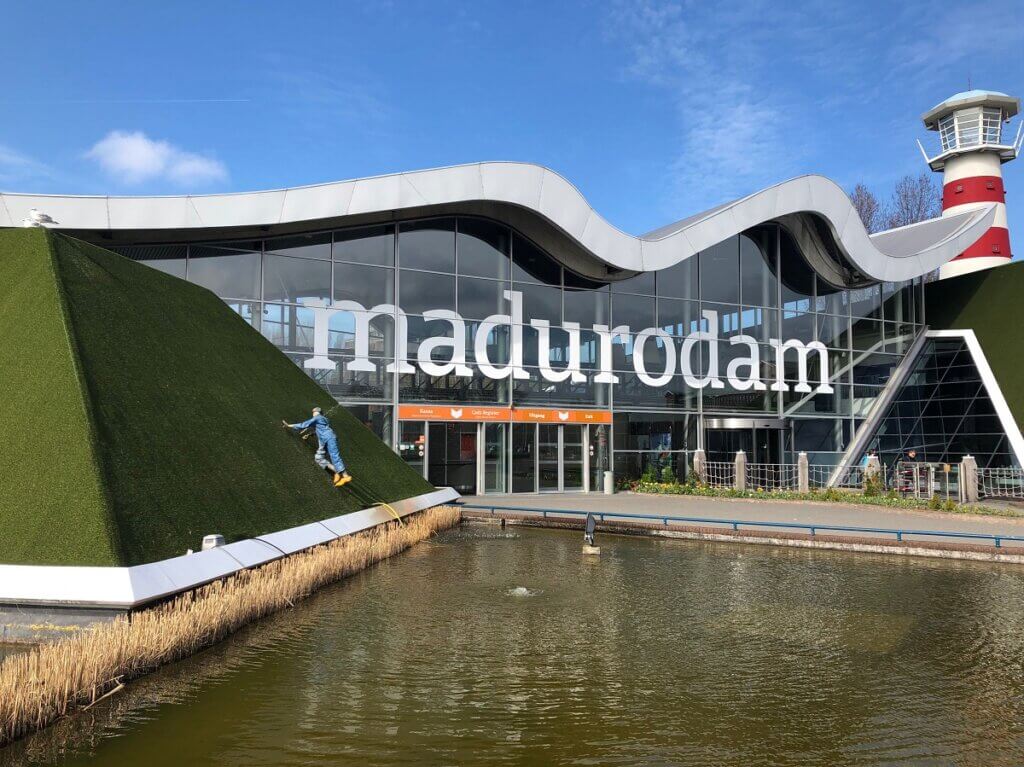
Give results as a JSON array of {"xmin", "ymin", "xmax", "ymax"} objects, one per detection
[{"xmin": 2, "ymin": 0, "xmax": 1022, "ymax": 238}]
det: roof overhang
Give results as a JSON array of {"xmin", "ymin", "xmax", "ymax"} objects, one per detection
[{"xmin": 0, "ymin": 162, "xmax": 997, "ymax": 286}]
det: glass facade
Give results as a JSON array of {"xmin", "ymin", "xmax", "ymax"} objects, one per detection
[
  {"xmin": 862, "ymin": 338, "xmax": 1019, "ymax": 470},
  {"xmin": 111, "ymin": 214, "xmax": 933, "ymax": 489}
]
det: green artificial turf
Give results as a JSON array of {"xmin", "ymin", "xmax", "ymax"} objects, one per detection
[
  {"xmin": 0, "ymin": 229, "xmax": 432, "ymax": 566},
  {"xmin": 0, "ymin": 230, "xmax": 118, "ymax": 565},
  {"xmin": 926, "ymin": 261, "xmax": 1024, "ymax": 432}
]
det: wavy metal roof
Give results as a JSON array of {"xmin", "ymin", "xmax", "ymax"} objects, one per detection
[{"xmin": 0, "ymin": 161, "xmax": 996, "ymax": 285}]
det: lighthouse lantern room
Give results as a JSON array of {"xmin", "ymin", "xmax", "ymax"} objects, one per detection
[{"xmin": 918, "ymin": 90, "xmax": 1022, "ymax": 279}]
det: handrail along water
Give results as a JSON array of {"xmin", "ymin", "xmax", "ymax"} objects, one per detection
[{"xmin": 458, "ymin": 503, "xmax": 1024, "ymax": 549}]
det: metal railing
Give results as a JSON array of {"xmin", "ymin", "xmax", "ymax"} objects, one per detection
[
  {"xmin": 459, "ymin": 503, "xmax": 1024, "ymax": 549},
  {"xmin": 978, "ymin": 468, "xmax": 1024, "ymax": 500}
]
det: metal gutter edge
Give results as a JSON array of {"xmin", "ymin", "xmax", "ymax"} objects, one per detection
[{"xmin": 0, "ymin": 487, "xmax": 460, "ymax": 609}]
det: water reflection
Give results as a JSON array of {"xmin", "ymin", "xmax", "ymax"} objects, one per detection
[{"xmin": 4, "ymin": 527, "xmax": 1024, "ymax": 765}]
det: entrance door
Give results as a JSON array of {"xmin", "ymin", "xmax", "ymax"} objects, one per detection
[
  {"xmin": 538, "ymin": 424, "xmax": 560, "ymax": 492},
  {"xmin": 483, "ymin": 423, "xmax": 507, "ymax": 494},
  {"xmin": 705, "ymin": 429, "xmax": 754, "ymax": 464},
  {"xmin": 511, "ymin": 423, "xmax": 536, "ymax": 493},
  {"xmin": 705, "ymin": 426, "xmax": 784, "ymax": 464},
  {"xmin": 562, "ymin": 425, "xmax": 585, "ymax": 492},
  {"xmin": 588, "ymin": 423, "xmax": 611, "ymax": 492},
  {"xmin": 427, "ymin": 422, "xmax": 478, "ymax": 495}
]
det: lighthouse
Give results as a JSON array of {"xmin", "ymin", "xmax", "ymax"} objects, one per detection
[{"xmin": 919, "ymin": 90, "xmax": 1022, "ymax": 279}]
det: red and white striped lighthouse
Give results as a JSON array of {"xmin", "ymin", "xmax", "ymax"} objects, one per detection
[{"xmin": 919, "ymin": 90, "xmax": 1021, "ymax": 279}]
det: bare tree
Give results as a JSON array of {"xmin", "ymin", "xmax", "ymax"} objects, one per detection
[
  {"xmin": 883, "ymin": 173, "xmax": 941, "ymax": 229},
  {"xmin": 850, "ymin": 183, "xmax": 883, "ymax": 233}
]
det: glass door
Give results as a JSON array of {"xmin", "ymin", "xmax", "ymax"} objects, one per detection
[
  {"xmin": 538, "ymin": 424, "xmax": 560, "ymax": 492},
  {"xmin": 398, "ymin": 421, "xmax": 426, "ymax": 478},
  {"xmin": 562, "ymin": 425, "xmax": 585, "ymax": 492},
  {"xmin": 705, "ymin": 428, "xmax": 754, "ymax": 463},
  {"xmin": 511, "ymin": 423, "xmax": 536, "ymax": 493},
  {"xmin": 588, "ymin": 424, "xmax": 610, "ymax": 492},
  {"xmin": 483, "ymin": 423, "xmax": 507, "ymax": 494},
  {"xmin": 428, "ymin": 422, "xmax": 478, "ymax": 495}
]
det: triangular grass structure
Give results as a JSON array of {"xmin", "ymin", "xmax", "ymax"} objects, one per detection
[{"xmin": 0, "ymin": 229, "xmax": 432, "ymax": 566}]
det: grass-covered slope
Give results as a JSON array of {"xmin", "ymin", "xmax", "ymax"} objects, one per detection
[
  {"xmin": 0, "ymin": 229, "xmax": 432, "ymax": 566},
  {"xmin": 926, "ymin": 261, "xmax": 1024, "ymax": 431},
  {"xmin": 0, "ymin": 230, "xmax": 119, "ymax": 565}
]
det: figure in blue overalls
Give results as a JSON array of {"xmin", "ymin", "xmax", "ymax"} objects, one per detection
[{"xmin": 284, "ymin": 406, "xmax": 352, "ymax": 487}]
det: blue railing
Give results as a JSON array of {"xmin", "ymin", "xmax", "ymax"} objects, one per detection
[{"xmin": 458, "ymin": 503, "xmax": 1024, "ymax": 549}]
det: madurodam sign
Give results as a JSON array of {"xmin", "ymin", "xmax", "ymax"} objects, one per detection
[{"xmin": 302, "ymin": 290, "xmax": 832, "ymax": 394}]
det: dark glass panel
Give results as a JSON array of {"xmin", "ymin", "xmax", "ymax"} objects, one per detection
[
  {"xmin": 699, "ymin": 238, "xmax": 740, "ymax": 304},
  {"xmin": 114, "ymin": 244, "xmax": 187, "ymax": 279},
  {"xmin": 612, "ymin": 412, "xmax": 695, "ymax": 451},
  {"xmin": 564, "ymin": 287, "xmax": 610, "ymax": 326},
  {"xmin": 614, "ymin": 374, "xmax": 697, "ymax": 409},
  {"xmin": 398, "ymin": 364, "xmax": 509, "ymax": 404},
  {"xmin": 613, "ymin": 293, "xmax": 657, "ymax": 330},
  {"xmin": 610, "ymin": 271, "xmax": 656, "ymax": 295},
  {"xmin": 511, "ymin": 368, "xmax": 602, "ymax": 406},
  {"xmin": 399, "ymin": 269, "xmax": 455, "ymax": 315},
  {"xmin": 814, "ymin": 277, "xmax": 848, "ymax": 315},
  {"xmin": 792, "ymin": 418, "xmax": 844, "ymax": 453},
  {"xmin": 850, "ymin": 285, "xmax": 883, "ymax": 319},
  {"xmin": 511, "ymin": 233, "xmax": 561, "ymax": 285},
  {"xmin": 189, "ymin": 243, "xmax": 261, "ymax": 299},
  {"xmin": 778, "ymin": 230, "xmax": 815, "ymax": 307},
  {"xmin": 851, "ymin": 317, "xmax": 884, "ymax": 351},
  {"xmin": 658, "ymin": 298, "xmax": 701, "ymax": 337},
  {"xmin": 816, "ymin": 313, "xmax": 850, "ymax": 348},
  {"xmin": 344, "ymin": 404, "xmax": 393, "ymax": 448},
  {"xmin": 262, "ymin": 254, "xmax": 331, "ymax": 304},
  {"xmin": 333, "ymin": 263, "xmax": 395, "ymax": 307},
  {"xmin": 327, "ymin": 308, "xmax": 393, "ymax": 358},
  {"xmin": 515, "ymin": 282, "xmax": 561, "ymax": 324},
  {"xmin": 656, "ymin": 256, "xmax": 698, "ymax": 299},
  {"xmin": 333, "ymin": 224, "xmax": 395, "ymax": 266},
  {"xmin": 457, "ymin": 276, "xmax": 508, "ymax": 320},
  {"xmin": 780, "ymin": 308, "xmax": 815, "ymax": 341},
  {"xmin": 740, "ymin": 232, "xmax": 777, "ymax": 307},
  {"xmin": 224, "ymin": 301, "xmax": 260, "ymax": 330},
  {"xmin": 399, "ymin": 218, "xmax": 455, "ymax": 272},
  {"xmin": 297, "ymin": 354, "xmax": 392, "ymax": 401},
  {"xmin": 261, "ymin": 303, "xmax": 315, "ymax": 351},
  {"xmin": 265, "ymin": 232, "xmax": 331, "ymax": 260},
  {"xmin": 457, "ymin": 218, "xmax": 510, "ymax": 280},
  {"xmin": 702, "ymin": 383, "xmax": 778, "ymax": 414}
]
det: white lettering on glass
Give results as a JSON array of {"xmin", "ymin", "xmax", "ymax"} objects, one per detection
[{"xmin": 302, "ymin": 291, "xmax": 832, "ymax": 394}]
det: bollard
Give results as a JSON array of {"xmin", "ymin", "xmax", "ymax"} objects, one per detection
[
  {"xmin": 797, "ymin": 452, "xmax": 809, "ymax": 492},
  {"xmin": 603, "ymin": 470, "xmax": 615, "ymax": 495},
  {"xmin": 960, "ymin": 455, "xmax": 979, "ymax": 504},
  {"xmin": 734, "ymin": 450, "xmax": 747, "ymax": 492}
]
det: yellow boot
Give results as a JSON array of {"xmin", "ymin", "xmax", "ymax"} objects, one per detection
[{"xmin": 334, "ymin": 473, "xmax": 352, "ymax": 488}]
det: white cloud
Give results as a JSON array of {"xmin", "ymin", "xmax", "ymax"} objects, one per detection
[{"xmin": 85, "ymin": 130, "xmax": 227, "ymax": 186}]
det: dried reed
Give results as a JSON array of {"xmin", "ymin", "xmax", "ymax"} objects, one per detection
[{"xmin": 0, "ymin": 505, "xmax": 461, "ymax": 747}]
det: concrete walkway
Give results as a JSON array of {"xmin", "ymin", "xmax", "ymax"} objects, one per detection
[{"xmin": 460, "ymin": 492, "xmax": 1024, "ymax": 546}]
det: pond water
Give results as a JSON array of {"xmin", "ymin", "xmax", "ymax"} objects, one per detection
[{"xmin": 5, "ymin": 524, "xmax": 1024, "ymax": 765}]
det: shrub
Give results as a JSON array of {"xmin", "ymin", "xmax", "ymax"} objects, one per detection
[{"xmin": 863, "ymin": 473, "xmax": 884, "ymax": 497}]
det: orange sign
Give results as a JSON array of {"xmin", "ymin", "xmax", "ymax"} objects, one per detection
[
  {"xmin": 398, "ymin": 405, "xmax": 511, "ymax": 422},
  {"xmin": 511, "ymin": 408, "xmax": 612, "ymax": 424},
  {"xmin": 398, "ymin": 405, "xmax": 612, "ymax": 425}
]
